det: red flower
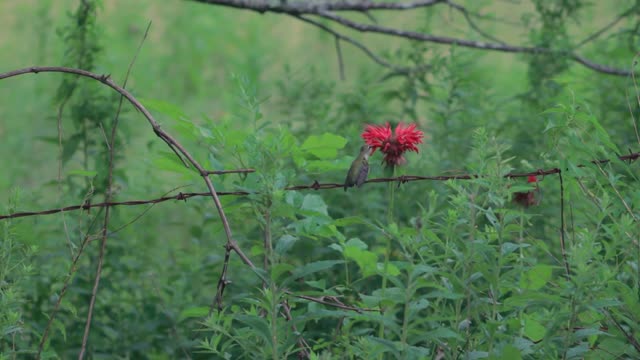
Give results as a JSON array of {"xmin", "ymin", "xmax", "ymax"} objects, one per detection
[
  {"xmin": 514, "ymin": 175, "xmax": 542, "ymax": 207},
  {"xmin": 361, "ymin": 122, "xmax": 424, "ymax": 166}
]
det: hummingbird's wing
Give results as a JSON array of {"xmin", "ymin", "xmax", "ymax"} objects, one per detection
[
  {"xmin": 355, "ymin": 160, "xmax": 369, "ymax": 187},
  {"xmin": 344, "ymin": 163, "xmax": 357, "ymax": 191}
]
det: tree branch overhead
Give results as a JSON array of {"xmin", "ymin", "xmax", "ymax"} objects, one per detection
[{"xmin": 189, "ymin": 0, "xmax": 635, "ymax": 77}]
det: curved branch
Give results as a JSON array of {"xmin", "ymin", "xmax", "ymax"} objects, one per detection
[
  {"xmin": 192, "ymin": 0, "xmax": 443, "ymax": 13},
  {"xmin": 0, "ymin": 66, "xmax": 255, "ymax": 267},
  {"xmin": 315, "ymin": 10, "xmax": 633, "ymax": 76},
  {"xmin": 294, "ymin": 15, "xmax": 423, "ymax": 75},
  {"xmin": 576, "ymin": 4, "xmax": 639, "ymax": 48},
  {"xmin": 187, "ymin": 0, "xmax": 633, "ymax": 77}
]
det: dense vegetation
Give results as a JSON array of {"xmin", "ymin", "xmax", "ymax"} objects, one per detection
[{"xmin": 1, "ymin": 0, "xmax": 639, "ymax": 359}]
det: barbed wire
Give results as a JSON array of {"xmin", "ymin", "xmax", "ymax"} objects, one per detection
[{"xmin": 2, "ymin": 151, "xmax": 638, "ymax": 221}]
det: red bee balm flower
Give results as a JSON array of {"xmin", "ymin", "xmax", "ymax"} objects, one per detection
[{"xmin": 361, "ymin": 122, "xmax": 424, "ymax": 167}]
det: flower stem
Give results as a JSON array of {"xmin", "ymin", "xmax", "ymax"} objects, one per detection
[{"xmin": 378, "ymin": 166, "xmax": 396, "ymax": 344}]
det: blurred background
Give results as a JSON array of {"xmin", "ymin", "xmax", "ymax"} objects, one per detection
[{"xmin": 1, "ymin": 0, "xmax": 639, "ymax": 358}]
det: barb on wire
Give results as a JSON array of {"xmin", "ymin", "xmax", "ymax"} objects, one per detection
[{"xmin": 4, "ymin": 150, "xmax": 638, "ymax": 222}]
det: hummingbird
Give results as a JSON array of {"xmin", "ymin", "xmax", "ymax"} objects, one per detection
[{"xmin": 344, "ymin": 144, "xmax": 372, "ymax": 191}]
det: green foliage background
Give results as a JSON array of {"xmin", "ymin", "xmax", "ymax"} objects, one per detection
[{"xmin": 1, "ymin": 0, "xmax": 640, "ymax": 359}]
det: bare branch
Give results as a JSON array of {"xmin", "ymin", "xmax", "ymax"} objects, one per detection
[
  {"xmin": 315, "ymin": 10, "xmax": 633, "ymax": 76},
  {"xmin": 444, "ymin": 0, "xmax": 507, "ymax": 45},
  {"xmin": 187, "ymin": 0, "xmax": 634, "ymax": 77},
  {"xmin": 576, "ymin": 5, "xmax": 639, "ymax": 48},
  {"xmin": 80, "ymin": 22, "xmax": 151, "ymax": 359},
  {"xmin": 287, "ymin": 291, "xmax": 378, "ymax": 313},
  {"xmin": 0, "ymin": 65, "xmax": 256, "ymax": 317},
  {"xmin": 294, "ymin": 15, "xmax": 422, "ymax": 74},
  {"xmin": 191, "ymin": 0, "xmax": 443, "ymax": 13},
  {"xmin": 334, "ymin": 36, "xmax": 346, "ymax": 81}
]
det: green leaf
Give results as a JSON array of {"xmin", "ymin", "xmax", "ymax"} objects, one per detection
[
  {"xmin": 178, "ymin": 306, "xmax": 210, "ymax": 322},
  {"xmin": 520, "ymin": 264, "xmax": 553, "ymax": 290},
  {"xmin": 424, "ymin": 327, "xmax": 462, "ymax": 341},
  {"xmin": 301, "ymin": 133, "xmax": 348, "ymax": 159},
  {"xmin": 345, "ymin": 238, "xmax": 368, "ymax": 249},
  {"xmin": 301, "ymin": 194, "xmax": 328, "ymax": 216},
  {"xmin": 275, "ymin": 234, "xmax": 297, "ymax": 255},
  {"xmin": 344, "ymin": 246, "xmax": 377, "ymax": 277},
  {"xmin": 523, "ymin": 316, "xmax": 545, "ymax": 342},
  {"xmin": 500, "ymin": 346, "xmax": 522, "ymax": 360},
  {"xmin": 334, "ymin": 216, "xmax": 367, "ymax": 227},
  {"xmin": 235, "ymin": 314, "xmax": 271, "ymax": 346},
  {"xmin": 283, "ymin": 260, "xmax": 343, "ymax": 285},
  {"xmin": 377, "ymin": 262, "xmax": 400, "ymax": 276},
  {"xmin": 305, "ymin": 279, "xmax": 326, "ymax": 290}
]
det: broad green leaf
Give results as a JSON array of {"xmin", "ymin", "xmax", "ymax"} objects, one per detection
[
  {"xmin": 500, "ymin": 345, "xmax": 522, "ymax": 360},
  {"xmin": 178, "ymin": 306, "xmax": 209, "ymax": 321},
  {"xmin": 301, "ymin": 133, "xmax": 347, "ymax": 159},
  {"xmin": 377, "ymin": 262, "xmax": 400, "ymax": 276},
  {"xmin": 344, "ymin": 246, "xmax": 377, "ymax": 277},
  {"xmin": 283, "ymin": 260, "xmax": 343, "ymax": 285},
  {"xmin": 334, "ymin": 216, "xmax": 368, "ymax": 227},
  {"xmin": 275, "ymin": 234, "xmax": 297, "ymax": 255},
  {"xmin": 305, "ymin": 279, "xmax": 326, "ymax": 290},
  {"xmin": 345, "ymin": 238, "xmax": 368, "ymax": 250},
  {"xmin": 520, "ymin": 264, "xmax": 553, "ymax": 290},
  {"xmin": 301, "ymin": 194, "xmax": 328, "ymax": 216},
  {"xmin": 523, "ymin": 316, "xmax": 545, "ymax": 342}
]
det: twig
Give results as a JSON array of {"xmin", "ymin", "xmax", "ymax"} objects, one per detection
[
  {"xmin": 334, "ymin": 36, "xmax": 346, "ymax": 81},
  {"xmin": 444, "ymin": 0, "xmax": 507, "ymax": 45},
  {"xmin": 576, "ymin": 5, "xmax": 638, "ymax": 48},
  {"xmin": 630, "ymin": 54, "xmax": 640, "ymax": 145},
  {"xmin": 0, "ymin": 65, "xmax": 256, "ymax": 332},
  {"xmin": 603, "ymin": 308, "xmax": 640, "ymax": 353},
  {"xmin": 281, "ymin": 300, "xmax": 311, "ymax": 359},
  {"xmin": 312, "ymin": 10, "xmax": 633, "ymax": 76},
  {"xmin": 79, "ymin": 21, "xmax": 152, "ymax": 360},
  {"xmin": 211, "ymin": 241, "xmax": 233, "ymax": 314},
  {"xmin": 558, "ymin": 171, "xmax": 570, "ymax": 277},
  {"xmin": 287, "ymin": 292, "xmax": 377, "ymax": 313},
  {"xmin": 191, "ymin": 0, "xmax": 444, "ymax": 13},
  {"xmin": 187, "ymin": 0, "xmax": 634, "ymax": 76},
  {"xmin": 206, "ymin": 168, "xmax": 255, "ymax": 175},
  {"xmin": 295, "ymin": 15, "xmax": 421, "ymax": 75},
  {"xmin": 36, "ymin": 215, "xmax": 102, "ymax": 359}
]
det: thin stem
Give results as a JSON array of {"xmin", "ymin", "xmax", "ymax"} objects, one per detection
[
  {"xmin": 400, "ymin": 272, "xmax": 412, "ymax": 359},
  {"xmin": 559, "ymin": 172, "xmax": 570, "ymax": 277},
  {"xmin": 263, "ymin": 208, "xmax": 272, "ymax": 289},
  {"xmin": 378, "ymin": 166, "xmax": 396, "ymax": 345}
]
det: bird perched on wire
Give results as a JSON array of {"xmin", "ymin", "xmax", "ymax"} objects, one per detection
[{"xmin": 344, "ymin": 144, "xmax": 372, "ymax": 191}]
